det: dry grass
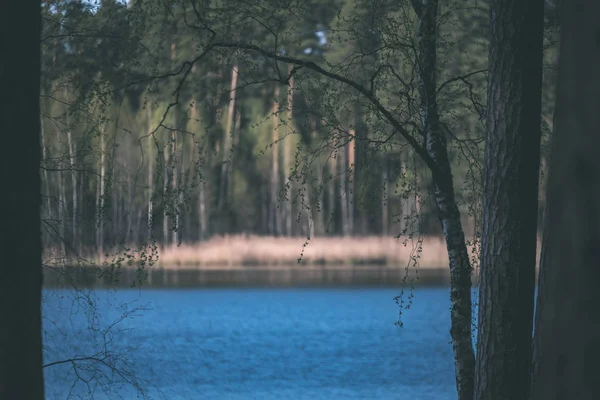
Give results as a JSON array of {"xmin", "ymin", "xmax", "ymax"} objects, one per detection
[
  {"xmin": 153, "ymin": 235, "xmax": 471, "ymax": 269},
  {"xmin": 51, "ymin": 235, "xmax": 542, "ymax": 270}
]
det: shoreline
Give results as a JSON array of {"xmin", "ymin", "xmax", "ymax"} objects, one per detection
[
  {"xmin": 42, "ymin": 235, "xmax": 541, "ymax": 288},
  {"xmin": 92, "ymin": 235, "xmax": 479, "ymax": 269},
  {"xmin": 43, "ymin": 264, "xmax": 455, "ymax": 288}
]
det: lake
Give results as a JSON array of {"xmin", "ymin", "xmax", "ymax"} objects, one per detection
[{"xmin": 42, "ymin": 288, "xmax": 462, "ymax": 400}]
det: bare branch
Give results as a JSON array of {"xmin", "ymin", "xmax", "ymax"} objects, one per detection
[{"xmin": 436, "ymin": 69, "xmax": 487, "ymax": 94}]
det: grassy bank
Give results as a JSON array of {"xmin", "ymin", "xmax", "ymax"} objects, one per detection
[
  {"xmin": 52, "ymin": 235, "xmax": 542, "ymax": 270},
  {"xmin": 155, "ymin": 235, "xmax": 452, "ymax": 268}
]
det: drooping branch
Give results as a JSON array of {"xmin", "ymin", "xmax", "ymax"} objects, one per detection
[{"xmin": 208, "ymin": 41, "xmax": 439, "ymax": 174}]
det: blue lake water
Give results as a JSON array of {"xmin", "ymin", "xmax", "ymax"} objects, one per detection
[{"xmin": 42, "ymin": 288, "xmax": 461, "ymax": 400}]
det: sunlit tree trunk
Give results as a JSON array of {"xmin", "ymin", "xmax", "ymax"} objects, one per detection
[
  {"xmin": 283, "ymin": 66, "xmax": 294, "ymax": 236},
  {"xmin": 219, "ymin": 64, "xmax": 238, "ymax": 212},
  {"xmin": 0, "ymin": 2, "xmax": 45, "ymax": 397},
  {"xmin": 531, "ymin": 1, "xmax": 600, "ymax": 398}
]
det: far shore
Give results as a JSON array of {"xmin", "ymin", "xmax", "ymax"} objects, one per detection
[{"xmin": 46, "ymin": 235, "xmax": 542, "ymax": 270}]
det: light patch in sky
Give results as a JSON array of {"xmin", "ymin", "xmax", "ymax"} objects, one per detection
[{"xmin": 316, "ymin": 30, "xmax": 327, "ymax": 45}]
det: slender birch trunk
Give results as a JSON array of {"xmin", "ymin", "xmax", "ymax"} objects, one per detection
[{"xmin": 411, "ymin": 1, "xmax": 475, "ymax": 398}]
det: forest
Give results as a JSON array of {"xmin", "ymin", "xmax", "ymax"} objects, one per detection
[
  {"xmin": 1, "ymin": 0, "xmax": 599, "ymax": 400},
  {"xmin": 37, "ymin": 0, "xmax": 557, "ymax": 259}
]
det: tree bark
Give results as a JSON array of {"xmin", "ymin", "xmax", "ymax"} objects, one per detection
[
  {"xmin": 163, "ymin": 143, "xmax": 170, "ymax": 246},
  {"xmin": 0, "ymin": 1, "xmax": 45, "ymax": 398},
  {"xmin": 347, "ymin": 129, "xmax": 355, "ymax": 236},
  {"xmin": 311, "ymin": 117, "xmax": 324, "ymax": 236},
  {"xmin": 531, "ymin": 1, "xmax": 600, "ymax": 398},
  {"xmin": 40, "ymin": 112, "xmax": 52, "ymax": 220},
  {"xmin": 147, "ymin": 104, "xmax": 154, "ymax": 240},
  {"xmin": 340, "ymin": 137, "xmax": 349, "ymax": 236},
  {"xmin": 328, "ymin": 136, "xmax": 337, "ymax": 234},
  {"xmin": 283, "ymin": 66, "xmax": 294, "ymax": 236},
  {"xmin": 270, "ymin": 85, "xmax": 281, "ymax": 235},
  {"xmin": 65, "ymin": 89, "xmax": 78, "ymax": 248},
  {"xmin": 411, "ymin": 1, "xmax": 475, "ymax": 398},
  {"xmin": 96, "ymin": 125, "xmax": 106, "ymax": 258},
  {"xmin": 475, "ymin": 1, "xmax": 544, "ymax": 399},
  {"xmin": 381, "ymin": 155, "xmax": 388, "ymax": 235},
  {"xmin": 219, "ymin": 64, "xmax": 238, "ymax": 212},
  {"xmin": 171, "ymin": 130, "xmax": 178, "ymax": 245}
]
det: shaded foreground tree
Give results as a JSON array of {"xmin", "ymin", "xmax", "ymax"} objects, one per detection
[
  {"xmin": 475, "ymin": 0, "xmax": 544, "ymax": 399},
  {"xmin": 0, "ymin": 1, "xmax": 45, "ymax": 400},
  {"xmin": 531, "ymin": 0, "xmax": 600, "ymax": 398}
]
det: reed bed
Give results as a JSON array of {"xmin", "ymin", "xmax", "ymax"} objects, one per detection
[
  {"xmin": 156, "ymin": 235, "xmax": 464, "ymax": 269},
  {"xmin": 47, "ymin": 235, "xmax": 542, "ymax": 270}
]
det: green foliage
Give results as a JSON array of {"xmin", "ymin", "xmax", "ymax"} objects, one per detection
[{"xmin": 40, "ymin": 0, "xmax": 557, "ymax": 256}]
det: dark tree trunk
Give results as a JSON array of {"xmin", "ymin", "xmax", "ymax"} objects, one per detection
[
  {"xmin": 531, "ymin": 0, "xmax": 600, "ymax": 398},
  {"xmin": 474, "ymin": 1, "xmax": 544, "ymax": 399},
  {"xmin": 411, "ymin": 1, "xmax": 475, "ymax": 398},
  {"xmin": 0, "ymin": 1, "xmax": 45, "ymax": 399}
]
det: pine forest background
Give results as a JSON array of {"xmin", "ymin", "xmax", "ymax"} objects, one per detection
[{"xmin": 39, "ymin": 0, "xmax": 558, "ymax": 267}]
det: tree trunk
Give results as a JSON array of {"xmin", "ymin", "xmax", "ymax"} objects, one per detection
[
  {"xmin": 171, "ymin": 130, "xmax": 178, "ymax": 245},
  {"xmin": 163, "ymin": 143, "xmax": 170, "ymax": 246},
  {"xmin": 310, "ymin": 116, "xmax": 324, "ymax": 236},
  {"xmin": 147, "ymin": 104, "xmax": 154, "ymax": 240},
  {"xmin": 340, "ymin": 138, "xmax": 349, "ymax": 236},
  {"xmin": 381, "ymin": 155, "xmax": 388, "ymax": 235},
  {"xmin": 474, "ymin": 1, "xmax": 544, "ymax": 399},
  {"xmin": 283, "ymin": 66, "xmax": 294, "ymax": 236},
  {"xmin": 96, "ymin": 125, "xmax": 106, "ymax": 258},
  {"xmin": 65, "ymin": 89, "xmax": 77, "ymax": 249},
  {"xmin": 40, "ymin": 112, "xmax": 51, "ymax": 220},
  {"xmin": 347, "ymin": 129, "xmax": 355, "ymax": 236},
  {"xmin": 328, "ymin": 137, "xmax": 337, "ymax": 234},
  {"xmin": 219, "ymin": 64, "xmax": 238, "ymax": 212},
  {"xmin": 199, "ymin": 176, "xmax": 207, "ymax": 240},
  {"xmin": 0, "ymin": 1, "xmax": 45, "ymax": 397},
  {"xmin": 411, "ymin": 1, "xmax": 475, "ymax": 398},
  {"xmin": 531, "ymin": 1, "xmax": 600, "ymax": 398},
  {"xmin": 270, "ymin": 85, "xmax": 280, "ymax": 235}
]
